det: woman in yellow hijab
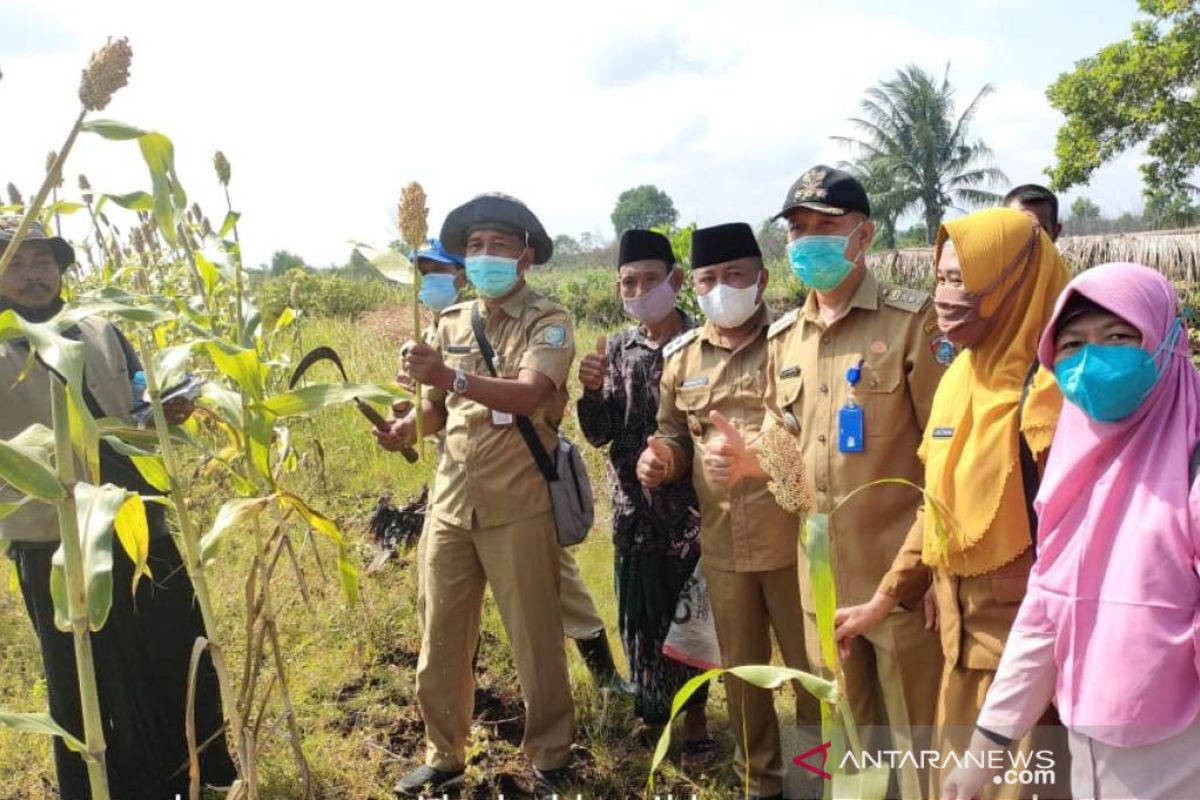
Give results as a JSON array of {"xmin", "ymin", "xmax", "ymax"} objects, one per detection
[{"xmin": 836, "ymin": 207, "xmax": 1071, "ymax": 798}]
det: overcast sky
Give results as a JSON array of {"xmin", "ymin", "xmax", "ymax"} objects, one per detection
[{"xmin": 2, "ymin": 0, "xmax": 1149, "ymax": 267}]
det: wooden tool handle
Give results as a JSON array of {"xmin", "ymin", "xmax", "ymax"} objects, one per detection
[{"xmin": 356, "ymin": 399, "xmax": 418, "ymax": 463}]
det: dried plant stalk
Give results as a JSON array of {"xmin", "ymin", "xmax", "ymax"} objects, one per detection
[{"xmin": 398, "ymin": 182, "xmax": 429, "ymax": 458}]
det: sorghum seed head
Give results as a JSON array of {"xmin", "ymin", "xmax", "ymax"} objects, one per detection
[
  {"xmin": 398, "ymin": 182, "xmax": 429, "ymax": 251},
  {"xmin": 79, "ymin": 37, "xmax": 132, "ymax": 112},
  {"xmin": 213, "ymin": 151, "xmax": 231, "ymax": 186}
]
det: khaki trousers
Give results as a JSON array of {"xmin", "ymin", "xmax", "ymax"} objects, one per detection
[
  {"xmin": 417, "ymin": 525, "xmax": 604, "ymax": 641},
  {"xmin": 703, "ymin": 562, "xmax": 822, "ymax": 797},
  {"xmin": 416, "ymin": 512, "xmax": 574, "ymax": 771}
]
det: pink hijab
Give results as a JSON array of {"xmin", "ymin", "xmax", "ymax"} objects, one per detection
[{"xmin": 1015, "ymin": 262, "xmax": 1200, "ymax": 746}]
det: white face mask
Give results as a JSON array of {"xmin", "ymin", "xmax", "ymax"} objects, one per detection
[{"xmin": 698, "ymin": 282, "xmax": 760, "ymax": 329}]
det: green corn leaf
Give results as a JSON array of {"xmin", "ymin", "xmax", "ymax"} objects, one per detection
[
  {"xmin": 802, "ymin": 513, "xmax": 839, "ymax": 671},
  {"xmin": 0, "ymin": 712, "xmax": 89, "ymax": 757},
  {"xmin": 353, "ymin": 241, "xmax": 413, "ymax": 284},
  {"xmin": 81, "ymin": 119, "xmax": 149, "ymax": 140},
  {"xmin": 198, "ymin": 382, "xmax": 244, "ymax": 430},
  {"xmin": 67, "ymin": 387, "xmax": 101, "ymax": 484},
  {"xmin": 278, "ymin": 492, "xmax": 358, "ymax": 604},
  {"xmin": 241, "ymin": 311, "xmax": 262, "ymax": 349},
  {"xmin": 248, "ymin": 412, "xmax": 273, "ymax": 486},
  {"xmin": 194, "ymin": 250, "xmax": 220, "ymax": 297},
  {"xmin": 259, "ymin": 382, "xmax": 407, "ymax": 418},
  {"xmin": 205, "ymin": 340, "xmax": 264, "ymax": 400},
  {"xmin": 0, "ymin": 439, "xmax": 65, "ymax": 501},
  {"xmin": 41, "ymin": 201, "xmax": 86, "ymax": 218},
  {"xmin": 102, "ymin": 191, "xmax": 155, "ymax": 212},
  {"xmin": 272, "ymin": 307, "xmax": 297, "ymax": 335},
  {"xmin": 219, "ymin": 211, "xmax": 240, "ymax": 239},
  {"xmin": 726, "ymin": 664, "xmax": 840, "ymax": 704},
  {"xmin": 648, "ymin": 668, "xmax": 723, "ymax": 783},
  {"xmin": 137, "ymin": 132, "xmax": 187, "ymax": 247},
  {"xmin": 73, "ymin": 482, "xmax": 129, "ymax": 631},
  {"xmin": 113, "ymin": 494, "xmax": 152, "ymax": 596},
  {"xmin": 57, "ymin": 296, "xmax": 174, "ymax": 327},
  {"xmin": 199, "ymin": 496, "xmax": 272, "ymax": 565},
  {"xmin": 129, "ymin": 456, "xmax": 170, "ymax": 492},
  {"xmin": 0, "ymin": 498, "xmax": 29, "ymax": 520},
  {"xmin": 153, "ymin": 341, "xmax": 200, "ymax": 393},
  {"xmin": 49, "ymin": 547, "xmax": 68, "ymax": 631}
]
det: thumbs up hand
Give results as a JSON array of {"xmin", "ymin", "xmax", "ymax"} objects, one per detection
[
  {"xmin": 703, "ymin": 410, "xmax": 752, "ymax": 486},
  {"xmin": 637, "ymin": 435, "xmax": 673, "ymax": 489},
  {"xmin": 578, "ymin": 335, "xmax": 608, "ymax": 392}
]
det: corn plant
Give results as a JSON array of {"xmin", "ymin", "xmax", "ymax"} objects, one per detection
[
  {"xmin": 647, "ymin": 429, "xmax": 958, "ymax": 799},
  {"xmin": 0, "ymin": 39, "xmax": 407, "ymax": 800}
]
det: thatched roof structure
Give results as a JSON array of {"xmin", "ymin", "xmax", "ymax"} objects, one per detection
[{"xmin": 866, "ymin": 228, "xmax": 1200, "ymax": 288}]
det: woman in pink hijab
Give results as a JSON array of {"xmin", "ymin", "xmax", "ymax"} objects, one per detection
[{"xmin": 945, "ymin": 262, "xmax": 1200, "ymax": 800}]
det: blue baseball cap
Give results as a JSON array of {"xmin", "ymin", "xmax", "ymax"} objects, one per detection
[{"xmin": 415, "ymin": 238, "xmax": 464, "ymax": 268}]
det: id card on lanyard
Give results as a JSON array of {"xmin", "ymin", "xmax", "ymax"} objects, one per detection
[{"xmin": 839, "ymin": 358, "xmax": 865, "ymax": 453}]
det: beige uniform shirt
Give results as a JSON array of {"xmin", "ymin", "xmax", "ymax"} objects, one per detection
[
  {"xmin": 427, "ymin": 284, "xmax": 574, "ymax": 529},
  {"xmin": 764, "ymin": 272, "xmax": 947, "ymax": 606},
  {"xmin": 656, "ymin": 309, "xmax": 796, "ymax": 573}
]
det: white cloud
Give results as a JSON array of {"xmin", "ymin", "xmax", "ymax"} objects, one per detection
[{"xmin": 0, "ymin": 0, "xmax": 1148, "ymax": 267}]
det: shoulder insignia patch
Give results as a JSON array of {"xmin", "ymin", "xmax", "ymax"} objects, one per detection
[
  {"xmin": 882, "ymin": 285, "xmax": 930, "ymax": 314},
  {"xmin": 663, "ymin": 328, "xmax": 700, "ymax": 359},
  {"xmin": 929, "ymin": 335, "xmax": 957, "ymax": 367},
  {"xmin": 540, "ymin": 324, "xmax": 568, "ymax": 348},
  {"xmin": 767, "ymin": 308, "xmax": 800, "ymax": 339}
]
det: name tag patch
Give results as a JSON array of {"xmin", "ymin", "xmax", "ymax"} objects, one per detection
[
  {"xmin": 932, "ymin": 427, "xmax": 955, "ymax": 439},
  {"xmin": 680, "ymin": 376, "xmax": 709, "ymax": 390},
  {"xmin": 779, "ymin": 366, "xmax": 801, "ymax": 380},
  {"xmin": 446, "ymin": 344, "xmax": 473, "ymax": 354}
]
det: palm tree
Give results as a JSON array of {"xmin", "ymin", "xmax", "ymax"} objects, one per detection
[
  {"xmin": 834, "ymin": 64, "xmax": 1008, "ymax": 244},
  {"xmin": 840, "ymin": 154, "xmax": 916, "ymax": 250}
]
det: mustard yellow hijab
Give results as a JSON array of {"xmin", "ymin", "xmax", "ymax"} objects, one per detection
[{"xmin": 921, "ymin": 207, "xmax": 1070, "ymax": 576}]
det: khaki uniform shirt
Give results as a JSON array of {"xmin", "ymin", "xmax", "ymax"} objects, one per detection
[
  {"xmin": 656, "ymin": 308, "xmax": 796, "ymax": 573},
  {"xmin": 427, "ymin": 284, "xmax": 574, "ymax": 529},
  {"xmin": 764, "ymin": 272, "xmax": 947, "ymax": 607}
]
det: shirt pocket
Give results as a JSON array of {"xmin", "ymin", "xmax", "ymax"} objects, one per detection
[
  {"xmin": 859, "ymin": 359, "xmax": 906, "ymax": 438},
  {"xmin": 775, "ymin": 371, "xmax": 803, "ymax": 418},
  {"xmin": 674, "ymin": 383, "xmax": 712, "ymax": 440}
]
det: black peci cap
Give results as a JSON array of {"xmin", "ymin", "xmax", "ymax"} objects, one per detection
[
  {"xmin": 691, "ymin": 222, "xmax": 761, "ymax": 269},
  {"xmin": 617, "ymin": 229, "xmax": 676, "ymax": 268}
]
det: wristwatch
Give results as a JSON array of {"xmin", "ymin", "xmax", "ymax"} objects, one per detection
[{"xmin": 451, "ymin": 367, "xmax": 468, "ymax": 394}]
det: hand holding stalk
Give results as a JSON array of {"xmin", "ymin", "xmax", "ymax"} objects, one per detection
[{"xmin": 398, "ymin": 182, "xmax": 429, "ymax": 459}]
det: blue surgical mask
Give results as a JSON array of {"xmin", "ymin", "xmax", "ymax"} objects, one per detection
[
  {"xmin": 786, "ymin": 221, "xmax": 863, "ymax": 291},
  {"xmin": 418, "ymin": 272, "xmax": 460, "ymax": 311},
  {"xmin": 1055, "ymin": 319, "xmax": 1181, "ymax": 422},
  {"xmin": 465, "ymin": 254, "xmax": 519, "ymax": 298}
]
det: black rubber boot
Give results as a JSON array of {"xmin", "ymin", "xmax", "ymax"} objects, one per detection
[{"xmin": 575, "ymin": 631, "xmax": 636, "ymax": 695}]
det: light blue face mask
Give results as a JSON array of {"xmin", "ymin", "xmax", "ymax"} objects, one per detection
[
  {"xmin": 786, "ymin": 220, "xmax": 864, "ymax": 291},
  {"xmin": 418, "ymin": 272, "xmax": 460, "ymax": 311},
  {"xmin": 465, "ymin": 254, "xmax": 519, "ymax": 298},
  {"xmin": 1055, "ymin": 318, "xmax": 1181, "ymax": 423}
]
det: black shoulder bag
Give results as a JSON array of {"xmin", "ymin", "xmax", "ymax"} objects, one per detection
[{"xmin": 469, "ymin": 305, "xmax": 593, "ymax": 545}]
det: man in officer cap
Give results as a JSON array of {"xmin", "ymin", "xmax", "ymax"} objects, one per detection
[
  {"xmin": 702, "ymin": 166, "xmax": 947, "ymax": 797},
  {"xmin": 386, "ymin": 193, "xmax": 579, "ymax": 799},
  {"xmin": 637, "ymin": 222, "xmax": 820, "ymax": 800}
]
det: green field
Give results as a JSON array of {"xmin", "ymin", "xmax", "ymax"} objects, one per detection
[{"xmin": 0, "ymin": 286, "xmax": 808, "ymax": 799}]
